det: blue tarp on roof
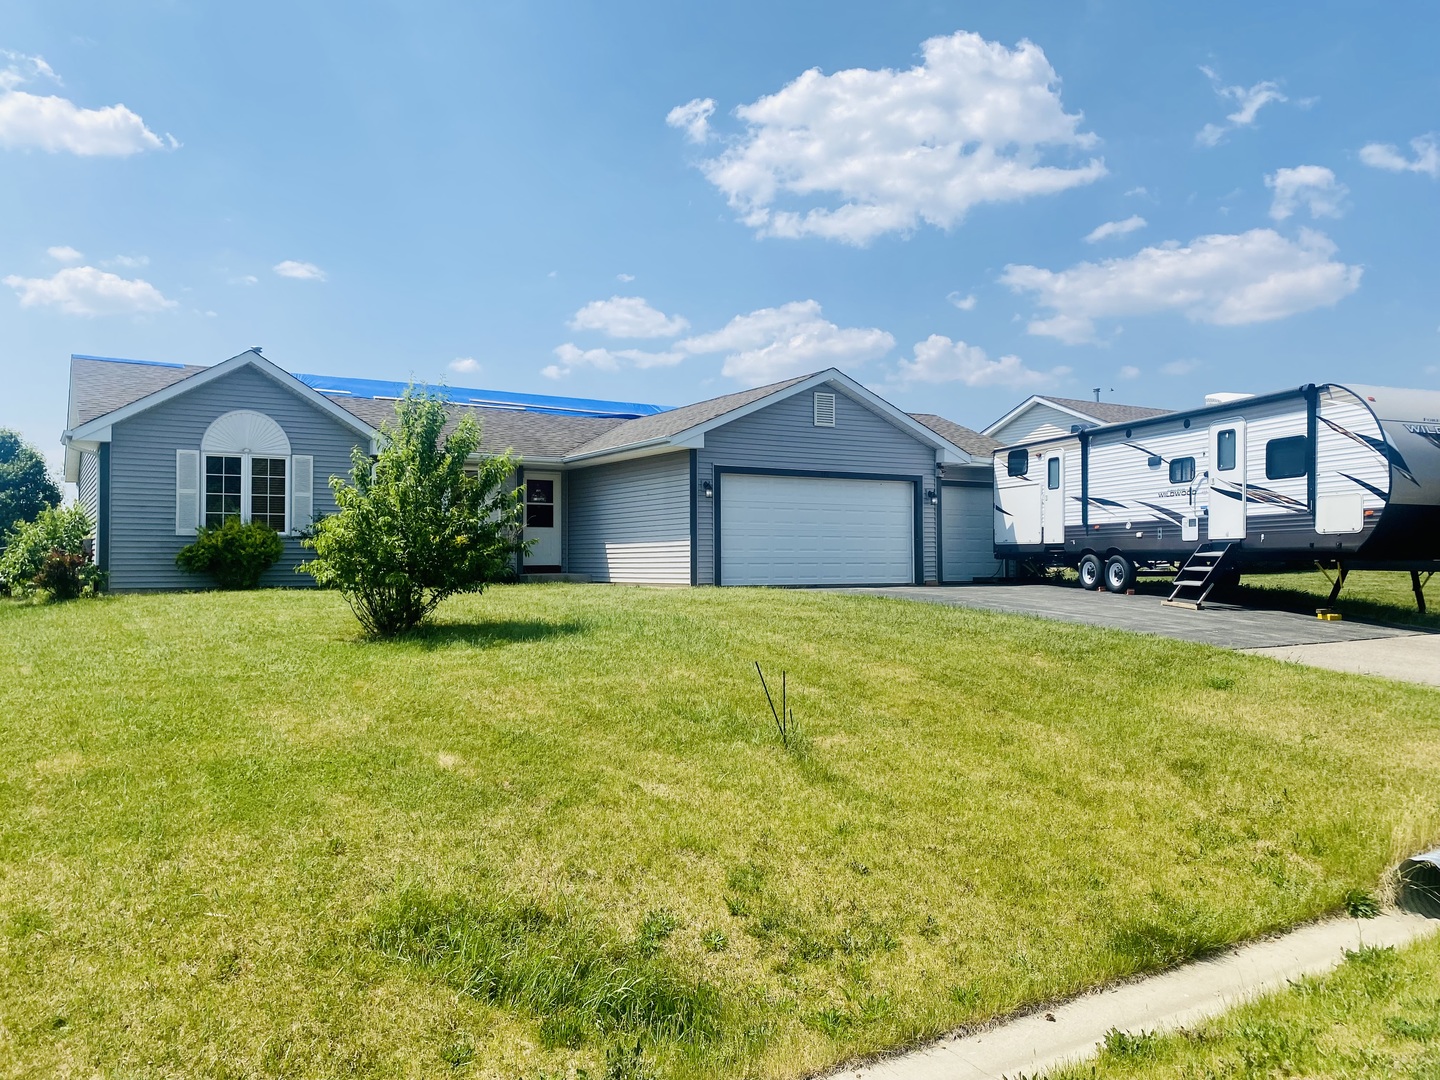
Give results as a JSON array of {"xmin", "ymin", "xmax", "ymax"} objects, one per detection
[
  {"xmin": 293, "ymin": 372, "xmax": 668, "ymax": 420},
  {"xmin": 70, "ymin": 354, "xmax": 669, "ymax": 420}
]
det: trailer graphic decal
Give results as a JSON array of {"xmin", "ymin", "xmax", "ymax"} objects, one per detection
[
  {"xmin": 1319, "ymin": 414, "xmax": 1418, "ymax": 485},
  {"xmin": 1404, "ymin": 422, "xmax": 1440, "ymax": 451},
  {"xmin": 1339, "ymin": 471, "xmax": 1388, "ymax": 501}
]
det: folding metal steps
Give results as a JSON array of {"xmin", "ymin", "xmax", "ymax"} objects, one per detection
[{"xmin": 1162, "ymin": 542, "xmax": 1237, "ymax": 609}]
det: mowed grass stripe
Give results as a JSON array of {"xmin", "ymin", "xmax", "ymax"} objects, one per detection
[{"xmin": 0, "ymin": 585, "xmax": 1437, "ymax": 1078}]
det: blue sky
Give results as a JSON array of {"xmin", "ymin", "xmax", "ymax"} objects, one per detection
[{"xmin": 3, "ymin": 1, "xmax": 1438, "ymax": 467}]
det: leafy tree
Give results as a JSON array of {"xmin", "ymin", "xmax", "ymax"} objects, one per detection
[
  {"xmin": 0, "ymin": 429, "xmax": 62, "ymax": 549},
  {"xmin": 0, "ymin": 505, "xmax": 103, "ymax": 598},
  {"xmin": 175, "ymin": 519, "xmax": 285, "ymax": 589},
  {"xmin": 300, "ymin": 389, "xmax": 524, "ymax": 636}
]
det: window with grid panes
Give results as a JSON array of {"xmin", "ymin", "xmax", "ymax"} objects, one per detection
[
  {"xmin": 205, "ymin": 455, "xmax": 243, "ymax": 528},
  {"xmin": 250, "ymin": 458, "xmax": 287, "ymax": 531}
]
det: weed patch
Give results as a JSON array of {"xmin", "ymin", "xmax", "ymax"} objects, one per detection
[{"xmin": 367, "ymin": 887, "xmax": 722, "ymax": 1049}]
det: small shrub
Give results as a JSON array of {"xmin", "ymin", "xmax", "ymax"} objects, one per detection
[
  {"xmin": 175, "ymin": 519, "xmax": 284, "ymax": 589},
  {"xmin": 0, "ymin": 505, "xmax": 96, "ymax": 598},
  {"xmin": 32, "ymin": 550, "xmax": 104, "ymax": 600}
]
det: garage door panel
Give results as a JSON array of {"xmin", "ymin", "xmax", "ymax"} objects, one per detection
[
  {"xmin": 941, "ymin": 485, "xmax": 999, "ymax": 582},
  {"xmin": 720, "ymin": 473, "xmax": 914, "ymax": 586}
]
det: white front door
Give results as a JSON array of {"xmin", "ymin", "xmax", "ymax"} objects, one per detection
[
  {"xmin": 1041, "ymin": 452, "xmax": 1065, "ymax": 545},
  {"xmin": 523, "ymin": 472, "xmax": 562, "ymax": 570},
  {"xmin": 1207, "ymin": 420, "xmax": 1246, "ymax": 540},
  {"xmin": 719, "ymin": 473, "xmax": 914, "ymax": 586}
]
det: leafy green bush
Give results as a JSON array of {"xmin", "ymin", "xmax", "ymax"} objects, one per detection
[
  {"xmin": 300, "ymin": 388, "xmax": 524, "ymax": 636},
  {"xmin": 175, "ymin": 519, "xmax": 285, "ymax": 589},
  {"xmin": 0, "ymin": 505, "xmax": 98, "ymax": 598}
]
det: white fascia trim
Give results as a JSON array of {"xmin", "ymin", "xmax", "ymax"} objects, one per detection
[
  {"xmin": 561, "ymin": 436, "xmax": 676, "ymax": 465},
  {"xmin": 982, "ymin": 395, "xmax": 1098, "ymax": 437},
  {"xmin": 563, "ymin": 441, "xmax": 690, "ymax": 468},
  {"xmin": 66, "ymin": 350, "xmax": 380, "ymax": 448}
]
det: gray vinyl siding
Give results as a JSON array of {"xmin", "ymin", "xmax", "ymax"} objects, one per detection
[
  {"xmin": 107, "ymin": 365, "xmax": 365, "ymax": 591},
  {"xmin": 990, "ymin": 403, "xmax": 1088, "ymax": 446},
  {"xmin": 77, "ymin": 451, "xmax": 99, "ymax": 536},
  {"xmin": 696, "ymin": 382, "xmax": 940, "ymax": 585},
  {"xmin": 566, "ymin": 453, "xmax": 690, "ymax": 583}
]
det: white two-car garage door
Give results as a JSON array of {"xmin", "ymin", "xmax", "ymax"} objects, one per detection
[{"xmin": 719, "ymin": 472, "xmax": 915, "ymax": 586}]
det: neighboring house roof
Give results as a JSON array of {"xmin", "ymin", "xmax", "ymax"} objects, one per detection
[
  {"xmin": 908, "ymin": 413, "xmax": 1001, "ymax": 457},
  {"xmin": 982, "ymin": 393, "xmax": 1171, "ymax": 438}
]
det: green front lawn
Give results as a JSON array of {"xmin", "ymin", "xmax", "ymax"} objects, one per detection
[
  {"xmin": 1053, "ymin": 932, "xmax": 1440, "ymax": 1079},
  {"xmin": 1, "ymin": 586, "xmax": 1438, "ymax": 1078}
]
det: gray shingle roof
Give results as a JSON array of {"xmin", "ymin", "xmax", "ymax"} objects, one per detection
[
  {"xmin": 908, "ymin": 413, "xmax": 1001, "ymax": 457},
  {"xmin": 566, "ymin": 373, "xmax": 812, "ymax": 457},
  {"xmin": 69, "ymin": 357, "xmax": 208, "ymax": 426},
  {"xmin": 67, "ymin": 355, "xmax": 627, "ymax": 460},
  {"xmin": 334, "ymin": 397, "xmax": 624, "ymax": 459},
  {"xmin": 1042, "ymin": 395, "xmax": 1171, "ymax": 425}
]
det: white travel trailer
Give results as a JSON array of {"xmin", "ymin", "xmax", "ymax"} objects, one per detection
[{"xmin": 993, "ymin": 383, "xmax": 1440, "ymax": 607}]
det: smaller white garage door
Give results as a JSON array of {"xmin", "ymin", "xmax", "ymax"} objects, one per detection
[
  {"xmin": 720, "ymin": 473, "xmax": 915, "ymax": 586},
  {"xmin": 941, "ymin": 484, "xmax": 1000, "ymax": 582}
]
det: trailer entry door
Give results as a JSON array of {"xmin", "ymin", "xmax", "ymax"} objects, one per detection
[
  {"xmin": 1207, "ymin": 420, "xmax": 1247, "ymax": 540},
  {"xmin": 1042, "ymin": 452, "xmax": 1065, "ymax": 544}
]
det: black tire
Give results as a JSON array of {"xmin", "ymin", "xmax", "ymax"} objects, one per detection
[
  {"xmin": 1078, "ymin": 553, "xmax": 1103, "ymax": 591},
  {"xmin": 1104, "ymin": 554, "xmax": 1136, "ymax": 594}
]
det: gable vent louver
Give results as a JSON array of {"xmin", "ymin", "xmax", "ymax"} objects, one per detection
[{"xmin": 813, "ymin": 391, "xmax": 836, "ymax": 427}]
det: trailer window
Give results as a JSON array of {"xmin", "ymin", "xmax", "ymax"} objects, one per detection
[
  {"xmin": 1169, "ymin": 457, "xmax": 1196, "ymax": 484},
  {"xmin": 1216, "ymin": 429, "xmax": 1237, "ymax": 472},
  {"xmin": 1047, "ymin": 457, "xmax": 1060, "ymax": 489},
  {"xmin": 1265, "ymin": 435, "xmax": 1309, "ymax": 480},
  {"xmin": 1006, "ymin": 449, "xmax": 1029, "ymax": 477}
]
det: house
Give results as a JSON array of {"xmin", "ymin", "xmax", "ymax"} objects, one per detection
[
  {"xmin": 62, "ymin": 349, "xmax": 1002, "ymax": 590},
  {"xmin": 983, "ymin": 394, "xmax": 1171, "ymax": 446}
]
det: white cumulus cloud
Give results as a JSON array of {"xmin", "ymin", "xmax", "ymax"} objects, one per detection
[
  {"xmin": 1002, "ymin": 228, "xmax": 1362, "ymax": 344},
  {"xmin": 568, "ymin": 296, "xmax": 689, "ymax": 339},
  {"xmin": 1266, "ymin": 165, "xmax": 1347, "ymax": 220},
  {"xmin": 678, "ymin": 31, "xmax": 1105, "ymax": 246},
  {"xmin": 1196, "ymin": 67, "xmax": 1287, "ymax": 147},
  {"xmin": 1118, "ymin": 364, "xmax": 1141, "ymax": 379},
  {"xmin": 542, "ymin": 343, "xmax": 683, "ymax": 380},
  {"xmin": 4, "ymin": 264, "xmax": 176, "ymax": 316},
  {"xmin": 1162, "ymin": 359, "xmax": 1199, "ymax": 376},
  {"xmin": 46, "ymin": 244, "xmax": 82, "ymax": 262},
  {"xmin": 946, "ymin": 291, "xmax": 977, "ymax": 311},
  {"xmin": 1084, "ymin": 215, "xmax": 1147, "ymax": 243},
  {"xmin": 891, "ymin": 335, "xmax": 1063, "ymax": 389},
  {"xmin": 665, "ymin": 97, "xmax": 715, "ymax": 144},
  {"xmin": 0, "ymin": 51, "xmax": 173, "ymax": 155},
  {"xmin": 105, "ymin": 253, "xmax": 150, "ymax": 269},
  {"xmin": 274, "ymin": 260, "xmax": 326, "ymax": 281},
  {"xmin": 677, "ymin": 300, "xmax": 894, "ymax": 383},
  {"xmin": 449, "ymin": 357, "xmax": 481, "ymax": 375},
  {"xmin": 1359, "ymin": 133, "xmax": 1439, "ymax": 178}
]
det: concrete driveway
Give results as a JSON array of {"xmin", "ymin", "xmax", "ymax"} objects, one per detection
[{"xmin": 841, "ymin": 584, "xmax": 1440, "ymax": 687}]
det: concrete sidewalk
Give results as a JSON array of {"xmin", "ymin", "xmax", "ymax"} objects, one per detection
[
  {"xmin": 1246, "ymin": 634, "xmax": 1440, "ymax": 687},
  {"xmin": 834, "ymin": 911, "xmax": 1438, "ymax": 1080}
]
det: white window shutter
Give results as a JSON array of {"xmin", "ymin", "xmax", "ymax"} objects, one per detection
[
  {"xmin": 176, "ymin": 449, "xmax": 200, "ymax": 535},
  {"xmin": 291, "ymin": 455, "xmax": 313, "ymax": 533}
]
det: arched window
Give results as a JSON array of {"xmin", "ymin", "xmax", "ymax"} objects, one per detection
[{"xmin": 199, "ymin": 411, "xmax": 292, "ymax": 532}]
